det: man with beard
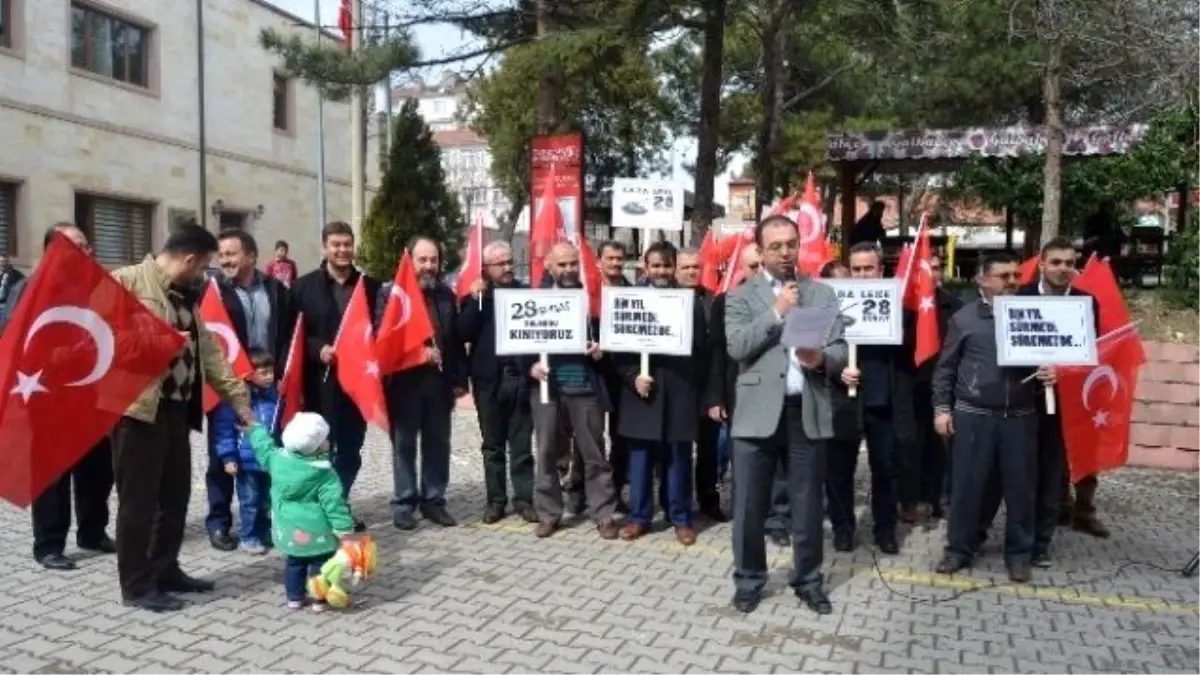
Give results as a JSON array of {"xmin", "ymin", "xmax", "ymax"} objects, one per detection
[
  {"xmin": 289, "ymin": 222, "xmax": 381, "ymax": 532},
  {"xmin": 725, "ymin": 216, "xmax": 847, "ymax": 615},
  {"xmin": 205, "ymin": 229, "xmax": 294, "ymax": 552},
  {"xmin": 933, "ymin": 251, "xmax": 1055, "ymax": 583},
  {"xmin": 459, "ymin": 242, "xmax": 537, "ymax": 524},
  {"xmin": 564, "ymin": 240, "xmax": 633, "ymax": 514},
  {"xmin": 378, "ymin": 237, "xmax": 466, "ymax": 530},
  {"xmin": 675, "ymin": 248, "xmax": 728, "ymax": 522},
  {"xmin": 616, "ymin": 242, "xmax": 708, "ymax": 545},
  {"xmin": 1, "ymin": 223, "xmax": 115, "ymax": 571},
  {"xmin": 526, "ymin": 242, "xmax": 621, "ymax": 539}
]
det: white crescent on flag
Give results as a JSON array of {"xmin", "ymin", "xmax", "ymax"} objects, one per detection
[
  {"xmin": 390, "ymin": 285, "xmax": 412, "ymax": 329},
  {"xmin": 11, "ymin": 305, "xmax": 116, "ymax": 402},
  {"xmin": 1081, "ymin": 365, "xmax": 1120, "ymax": 410},
  {"xmin": 206, "ymin": 321, "xmax": 241, "ymax": 365}
]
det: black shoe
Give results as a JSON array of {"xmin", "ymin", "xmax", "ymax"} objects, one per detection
[
  {"xmin": 1032, "ymin": 552, "xmax": 1053, "ymax": 568},
  {"xmin": 353, "ymin": 518, "xmax": 368, "ymax": 533},
  {"xmin": 614, "ymin": 497, "xmax": 629, "ymax": 515},
  {"xmin": 768, "ymin": 530, "xmax": 791, "ymax": 547},
  {"xmin": 566, "ymin": 491, "xmax": 587, "ymax": 516},
  {"xmin": 935, "ymin": 555, "xmax": 970, "ymax": 575},
  {"xmin": 700, "ymin": 502, "xmax": 730, "ymax": 523},
  {"xmin": 929, "ymin": 504, "xmax": 946, "ymax": 520},
  {"xmin": 158, "ymin": 572, "xmax": 215, "ymax": 594},
  {"xmin": 518, "ymin": 506, "xmax": 539, "ymax": 524},
  {"xmin": 36, "ymin": 552, "xmax": 76, "ymax": 571},
  {"xmin": 208, "ymin": 531, "xmax": 237, "ymax": 552},
  {"xmin": 123, "ymin": 591, "xmax": 184, "ymax": 613},
  {"xmin": 420, "ymin": 506, "xmax": 457, "ymax": 527},
  {"xmin": 392, "ymin": 511, "xmax": 417, "ymax": 531},
  {"xmin": 1008, "ymin": 563, "xmax": 1033, "ymax": 583},
  {"xmin": 795, "ymin": 586, "xmax": 833, "ymax": 615},
  {"xmin": 78, "ymin": 535, "xmax": 117, "ymax": 554},
  {"xmin": 732, "ymin": 590, "xmax": 762, "ymax": 614},
  {"xmin": 482, "ymin": 504, "xmax": 505, "ymax": 524},
  {"xmin": 875, "ymin": 534, "xmax": 899, "ymax": 555},
  {"xmin": 833, "ymin": 531, "xmax": 856, "ymax": 553}
]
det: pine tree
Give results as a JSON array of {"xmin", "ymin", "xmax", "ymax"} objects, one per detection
[{"xmin": 358, "ymin": 100, "xmax": 466, "ymax": 279}]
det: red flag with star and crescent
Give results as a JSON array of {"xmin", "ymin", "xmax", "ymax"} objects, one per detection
[
  {"xmin": 1057, "ymin": 326, "xmax": 1141, "ymax": 482},
  {"xmin": 332, "ymin": 278, "xmax": 390, "ymax": 434},
  {"xmin": 530, "ymin": 170, "xmax": 568, "ymax": 289},
  {"xmin": 198, "ymin": 279, "xmax": 254, "ymax": 413},
  {"xmin": 0, "ymin": 234, "xmax": 186, "ymax": 507},
  {"xmin": 902, "ymin": 215, "xmax": 940, "ymax": 366},
  {"xmin": 375, "ymin": 250, "xmax": 435, "ymax": 374},
  {"xmin": 455, "ymin": 213, "xmax": 485, "ymax": 300},
  {"xmin": 275, "ymin": 313, "xmax": 306, "ymax": 432}
]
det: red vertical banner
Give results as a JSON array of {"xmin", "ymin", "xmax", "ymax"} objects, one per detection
[{"xmin": 530, "ymin": 133, "xmax": 585, "ymax": 244}]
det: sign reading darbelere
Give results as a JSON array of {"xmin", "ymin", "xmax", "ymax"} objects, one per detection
[
  {"xmin": 823, "ymin": 279, "xmax": 903, "ymax": 345},
  {"xmin": 993, "ymin": 295, "xmax": 1097, "ymax": 367},
  {"xmin": 598, "ymin": 287, "xmax": 694, "ymax": 356},
  {"xmin": 493, "ymin": 289, "xmax": 589, "ymax": 355}
]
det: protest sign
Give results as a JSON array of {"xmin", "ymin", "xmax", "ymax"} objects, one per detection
[
  {"xmin": 824, "ymin": 279, "xmax": 903, "ymax": 346},
  {"xmin": 611, "ymin": 178, "xmax": 685, "ymax": 231},
  {"xmin": 599, "ymin": 287, "xmax": 694, "ymax": 356},
  {"xmin": 993, "ymin": 296, "xmax": 1097, "ymax": 367},
  {"xmin": 493, "ymin": 289, "xmax": 589, "ymax": 356}
]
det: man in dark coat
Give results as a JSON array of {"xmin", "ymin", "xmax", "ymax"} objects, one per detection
[
  {"xmin": 458, "ymin": 241, "xmax": 537, "ymax": 524},
  {"xmin": 289, "ymin": 222, "xmax": 380, "ymax": 531},
  {"xmin": 615, "ymin": 242, "xmax": 708, "ymax": 546},
  {"xmin": 205, "ymin": 229, "xmax": 294, "ymax": 551},
  {"xmin": 377, "ymin": 237, "xmax": 467, "ymax": 530}
]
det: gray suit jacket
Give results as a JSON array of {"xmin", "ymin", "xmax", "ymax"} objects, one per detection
[{"xmin": 724, "ymin": 274, "xmax": 847, "ymax": 441}]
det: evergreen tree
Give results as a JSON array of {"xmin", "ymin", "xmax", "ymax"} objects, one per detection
[{"xmin": 358, "ymin": 100, "xmax": 466, "ymax": 279}]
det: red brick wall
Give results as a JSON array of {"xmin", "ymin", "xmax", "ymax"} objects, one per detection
[{"xmin": 1129, "ymin": 341, "xmax": 1199, "ymax": 471}]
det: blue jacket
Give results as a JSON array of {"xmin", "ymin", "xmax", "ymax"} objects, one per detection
[{"xmin": 213, "ymin": 386, "xmax": 279, "ymax": 471}]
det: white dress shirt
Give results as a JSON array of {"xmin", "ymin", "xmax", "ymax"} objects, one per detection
[{"xmin": 762, "ymin": 271, "xmax": 806, "ymax": 396}]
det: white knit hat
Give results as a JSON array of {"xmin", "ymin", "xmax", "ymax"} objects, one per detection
[{"xmin": 281, "ymin": 412, "xmax": 331, "ymax": 455}]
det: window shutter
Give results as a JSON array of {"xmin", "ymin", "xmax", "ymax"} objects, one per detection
[
  {"xmin": 130, "ymin": 202, "xmax": 149, "ymax": 260},
  {"xmin": 0, "ymin": 185, "xmax": 11, "ymax": 255}
]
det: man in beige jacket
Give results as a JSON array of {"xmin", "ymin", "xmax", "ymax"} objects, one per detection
[{"xmin": 110, "ymin": 223, "xmax": 251, "ymax": 613}]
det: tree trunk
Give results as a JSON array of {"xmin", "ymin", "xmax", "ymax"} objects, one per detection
[
  {"xmin": 536, "ymin": 0, "xmax": 561, "ymax": 134},
  {"xmin": 1039, "ymin": 41, "xmax": 1064, "ymax": 245},
  {"xmin": 688, "ymin": 0, "xmax": 727, "ymax": 247},
  {"xmin": 753, "ymin": 3, "xmax": 784, "ymax": 220}
]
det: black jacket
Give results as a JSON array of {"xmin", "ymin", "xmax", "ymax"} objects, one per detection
[
  {"xmin": 703, "ymin": 293, "xmax": 736, "ymax": 414},
  {"xmin": 932, "ymin": 297, "xmax": 1038, "ymax": 415},
  {"xmin": 290, "ymin": 263, "xmax": 382, "ymax": 420},
  {"xmin": 375, "ymin": 280, "xmax": 468, "ymax": 392},
  {"xmin": 457, "ymin": 281, "xmax": 532, "ymax": 388},
  {"xmin": 216, "ymin": 272, "xmax": 295, "ymax": 371}
]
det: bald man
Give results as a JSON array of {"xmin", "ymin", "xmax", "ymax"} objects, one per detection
[{"xmin": 527, "ymin": 243, "xmax": 620, "ymax": 539}]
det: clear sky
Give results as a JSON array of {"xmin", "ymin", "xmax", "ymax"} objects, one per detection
[{"xmin": 266, "ymin": 0, "xmax": 741, "ymax": 209}]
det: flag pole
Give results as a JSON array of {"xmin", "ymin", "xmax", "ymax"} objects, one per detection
[
  {"xmin": 314, "ymin": 0, "xmax": 327, "ymax": 235},
  {"xmin": 349, "ymin": 0, "xmax": 365, "ymax": 238}
]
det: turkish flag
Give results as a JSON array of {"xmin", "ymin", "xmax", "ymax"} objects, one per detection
[
  {"xmin": 577, "ymin": 228, "xmax": 603, "ymax": 318},
  {"xmin": 1058, "ymin": 327, "xmax": 1141, "ymax": 482},
  {"xmin": 1072, "ymin": 256, "xmax": 1144, "ymax": 362},
  {"xmin": 455, "ymin": 213, "xmax": 485, "ymax": 300},
  {"xmin": 1018, "ymin": 256, "xmax": 1040, "ymax": 285},
  {"xmin": 275, "ymin": 313, "xmax": 305, "ymax": 432},
  {"xmin": 0, "ymin": 234, "xmax": 186, "ymax": 507},
  {"xmin": 719, "ymin": 235, "xmax": 749, "ymax": 294},
  {"xmin": 903, "ymin": 216, "xmax": 940, "ymax": 366},
  {"xmin": 375, "ymin": 250, "xmax": 434, "ymax": 374},
  {"xmin": 337, "ymin": 0, "xmax": 353, "ymax": 46},
  {"xmin": 793, "ymin": 174, "xmax": 831, "ymax": 277},
  {"xmin": 699, "ymin": 230, "xmax": 721, "ymax": 294},
  {"xmin": 199, "ymin": 279, "xmax": 254, "ymax": 413},
  {"xmin": 530, "ymin": 171, "xmax": 567, "ymax": 289},
  {"xmin": 333, "ymin": 278, "xmax": 389, "ymax": 434}
]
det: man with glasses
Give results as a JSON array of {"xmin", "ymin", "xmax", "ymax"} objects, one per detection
[
  {"xmin": 458, "ymin": 241, "xmax": 537, "ymax": 524},
  {"xmin": 0, "ymin": 223, "xmax": 115, "ymax": 571},
  {"xmin": 933, "ymin": 250, "xmax": 1056, "ymax": 583}
]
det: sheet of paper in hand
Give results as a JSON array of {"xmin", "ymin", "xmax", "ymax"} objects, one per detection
[
  {"xmin": 494, "ymin": 289, "xmax": 589, "ymax": 356},
  {"xmin": 598, "ymin": 287, "xmax": 694, "ymax": 356},
  {"xmin": 993, "ymin": 295, "xmax": 1097, "ymax": 367},
  {"xmin": 611, "ymin": 178, "xmax": 685, "ymax": 230},
  {"xmin": 823, "ymin": 278, "xmax": 903, "ymax": 345},
  {"xmin": 781, "ymin": 302, "xmax": 840, "ymax": 350}
]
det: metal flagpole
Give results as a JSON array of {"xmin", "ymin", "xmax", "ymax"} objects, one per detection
[
  {"xmin": 350, "ymin": 0, "xmax": 366, "ymax": 237},
  {"xmin": 314, "ymin": 0, "xmax": 328, "ymax": 235}
]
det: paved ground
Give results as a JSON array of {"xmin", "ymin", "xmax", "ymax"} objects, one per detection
[{"xmin": 0, "ymin": 412, "xmax": 1196, "ymax": 674}]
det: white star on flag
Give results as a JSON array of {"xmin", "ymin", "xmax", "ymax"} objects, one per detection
[
  {"xmin": 366, "ymin": 361, "xmax": 380, "ymax": 377},
  {"xmin": 11, "ymin": 371, "xmax": 48, "ymax": 403},
  {"xmin": 1092, "ymin": 410, "xmax": 1110, "ymax": 428},
  {"xmin": 919, "ymin": 295, "xmax": 935, "ymax": 313}
]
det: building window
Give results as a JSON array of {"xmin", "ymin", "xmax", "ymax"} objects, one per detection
[
  {"xmin": 272, "ymin": 72, "xmax": 290, "ymax": 131},
  {"xmin": 70, "ymin": 2, "xmax": 149, "ymax": 88},
  {"xmin": 74, "ymin": 194, "xmax": 152, "ymax": 266},
  {"xmin": 0, "ymin": 0, "xmax": 12, "ymax": 49},
  {"xmin": 219, "ymin": 211, "xmax": 246, "ymax": 231},
  {"xmin": 0, "ymin": 182, "xmax": 16, "ymax": 255}
]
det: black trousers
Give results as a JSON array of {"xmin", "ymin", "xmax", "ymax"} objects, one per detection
[
  {"xmin": 977, "ymin": 412, "xmax": 1063, "ymax": 555},
  {"xmin": 826, "ymin": 406, "xmax": 898, "ymax": 540},
  {"xmin": 694, "ymin": 417, "xmax": 721, "ymax": 509},
  {"xmin": 475, "ymin": 377, "xmax": 534, "ymax": 510},
  {"xmin": 31, "ymin": 438, "xmax": 113, "ymax": 559},
  {"xmin": 389, "ymin": 371, "xmax": 454, "ymax": 513},
  {"xmin": 913, "ymin": 381, "xmax": 948, "ymax": 507},
  {"xmin": 945, "ymin": 410, "xmax": 1037, "ymax": 566},
  {"xmin": 112, "ymin": 402, "xmax": 193, "ymax": 600},
  {"xmin": 731, "ymin": 398, "xmax": 826, "ymax": 594}
]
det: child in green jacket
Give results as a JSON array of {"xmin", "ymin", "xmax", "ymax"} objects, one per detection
[{"xmin": 244, "ymin": 412, "xmax": 355, "ymax": 611}]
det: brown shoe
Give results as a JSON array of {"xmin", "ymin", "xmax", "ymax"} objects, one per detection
[
  {"xmin": 899, "ymin": 505, "xmax": 920, "ymax": 523},
  {"xmin": 619, "ymin": 523, "xmax": 647, "ymax": 541},
  {"xmin": 534, "ymin": 520, "xmax": 559, "ymax": 538},
  {"xmin": 482, "ymin": 504, "xmax": 505, "ymax": 524},
  {"xmin": 674, "ymin": 526, "xmax": 697, "ymax": 546},
  {"xmin": 1072, "ymin": 515, "xmax": 1111, "ymax": 539},
  {"xmin": 519, "ymin": 506, "xmax": 539, "ymax": 524},
  {"xmin": 596, "ymin": 521, "xmax": 620, "ymax": 540}
]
